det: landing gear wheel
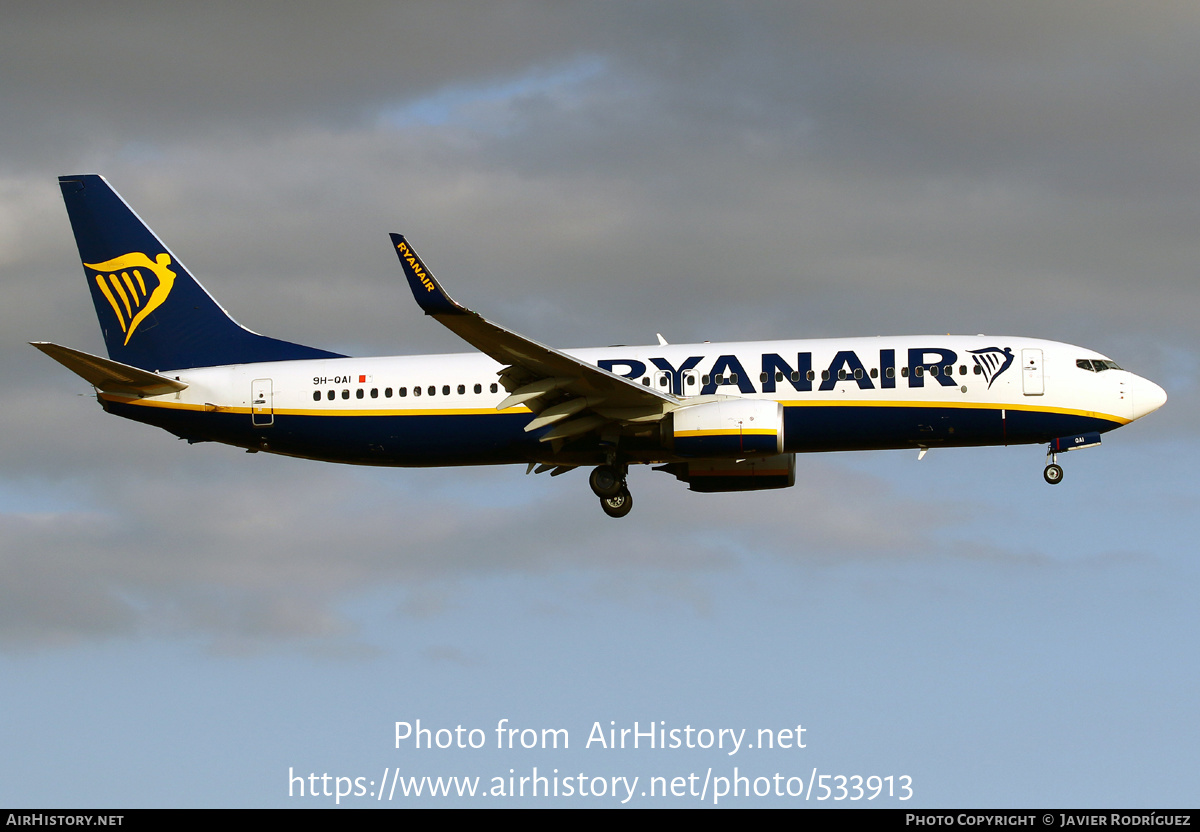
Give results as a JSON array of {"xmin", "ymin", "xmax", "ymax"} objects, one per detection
[
  {"xmin": 600, "ymin": 487, "xmax": 633, "ymax": 518},
  {"xmin": 1043, "ymin": 463, "xmax": 1064, "ymax": 485},
  {"xmin": 589, "ymin": 464, "xmax": 623, "ymax": 498}
]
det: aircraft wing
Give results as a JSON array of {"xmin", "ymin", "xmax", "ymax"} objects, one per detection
[{"xmin": 390, "ymin": 234, "xmax": 677, "ymax": 442}]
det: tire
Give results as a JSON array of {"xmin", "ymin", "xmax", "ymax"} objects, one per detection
[
  {"xmin": 600, "ymin": 487, "xmax": 633, "ymax": 518},
  {"xmin": 1043, "ymin": 463, "xmax": 1064, "ymax": 485},
  {"xmin": 589, "ymin": 464, "xmax": 623, "ymax": 498}
]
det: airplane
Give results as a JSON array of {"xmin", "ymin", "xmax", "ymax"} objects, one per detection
[{"xmin": 34, "ymin": 174, "xmax": 1167, "ymax": 518}]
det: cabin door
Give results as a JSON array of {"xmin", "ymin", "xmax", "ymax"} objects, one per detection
[
  {"xmin": 251, "ymin": 378, "xmax": 274, "ymax": 426},
  {"xmin": 1021, "ymin": 349, "xmax": 1044, "ymax": 396}
]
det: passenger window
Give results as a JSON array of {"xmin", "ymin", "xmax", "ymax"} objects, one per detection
[
  {"xmin": 854, "ymin": 368, "xmax": 863, "ymax": 380},
  {"xmin": 944, "ymin": 365, "xmax": 953, "ymax": 376},
  {"xmin": 312, "ymin": 391, "xmax": 320, "ymax": 401},
  {"xmin": 641, "ymin": 377, "xmax": 650, "ymax": 386},
  {"xmin": 806, "ymin": 370, "xmax": 815, "ymax": 382},
  {"xmin": 915, "ymin": 367, "xmax": 923, "ymax": 377},
  {"xmin": 959, "ymin": 365, "xmax": 967, "ymax": 375},
  {"xmin": 442, "ymin": 385, "xmax": 450, "ymax": 395},
  {"xmin": 473, "ymin": 383, "xmax": 481, "ymax": 394},
  {"xmin": 838, "ymin": 369, "xmax": 847, "ymax": 380},
  {"xmin": 929, "ymin": 366, "xmax": 938, "ymax": 377},
  {"xmin": 490, "ymin": 383, "xmax": 498, "ymax": 393},
  {"xmin": 901, "ymin": 367, "xmax": 909, "ymax": 378},
  {"xmin": 974, "ymin": 365, "xmax": 983, "ymax": 375},
  {"xmin": 730, "ymin": 373, "xmax": 738, "ymax": 384},
  {"xmin": 760, "ymin": 372, "xmax": 768, "ymax": 383},
  {"xmin": 341, "ymin": 389, "xmax": 349, "ymax": 399},
  {"xmin": 399, "ymin": 387, "xmax": 407, "ymax": 397},
  {"xmin": 385, "ymin": 387, "xmax": 392, "ymax": 398},
  {"xmin": 790, "ymin": 371, "xmax": 800, "ymax": 382},
  {"xmin": 885, "ymin": 367, "xmax": 894, "ymax": 378},
  {"xmin": 776, "ymin": 372, "xmax": 784, "ymax": 382},
  {"xmin": 413, "ymin": 387, "xmax": 421, "ymax": 397},
  {"xmin": 659, "ymin": 376, "xmax": 668, "ymax": 387},
  {"xmin": 356, "ymin": 388, "xmax": 364, "ymax": 399},
  {"xmin": 327, "ymin": 390, "xmax": 334, "ymax": 400},
  {"xmin": 821, "ymin": 370, "xmax": 830, "ymax": 381},
  {"xmin": 428, "ymin": 386, "xmax": 436, "ymax": 396},
  {"xmin": 702, "ymin": 375, "xmax": 710, "ymax": 385},
  {"xmin": 371, "ymin": 388, "xmax": 378, "ymax": 398},
  {"xmin": 870, "ymin": 368, "xmax": 878, "ymax": 379}
]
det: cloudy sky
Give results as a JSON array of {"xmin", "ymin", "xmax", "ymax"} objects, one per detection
[{"xmin": 2, "ymin": 1, "xmax": 1197, "ymax": 807}]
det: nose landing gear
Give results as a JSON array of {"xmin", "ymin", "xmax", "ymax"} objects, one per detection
[
  {"xmin": 1044, "ymin": 444, "xmax": 1065, "ymax": 484},
  {"xmin": 1042, "ymin": 432, "xmax": 1102, "ymax": 485}
]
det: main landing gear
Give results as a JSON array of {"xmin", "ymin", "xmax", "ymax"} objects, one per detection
[{"xmin": 590, "ymin": 463, "xmax": 633, "ymax": 518}]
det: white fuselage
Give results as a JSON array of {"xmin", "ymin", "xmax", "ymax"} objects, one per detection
[{"xmin": 98, "ymin": 334, "xmax": 1165, "ymax": 467}]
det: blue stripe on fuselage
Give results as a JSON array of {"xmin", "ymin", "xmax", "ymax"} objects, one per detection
[
  {"xmin": 781, "ymin": 404, "xmax": 1120, "ymax": 452},
  {"xmin": 102, "ymin": 397, "xmax": 1125, "ymax": 465}
]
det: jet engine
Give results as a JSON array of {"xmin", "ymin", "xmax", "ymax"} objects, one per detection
[{"xmin": 667, "ymin": 398, "xmax": 785, "ymax": 456}]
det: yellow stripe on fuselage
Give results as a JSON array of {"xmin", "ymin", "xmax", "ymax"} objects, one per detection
[
  {"xmin": 98, "ymin": 393, "xmax": 528, "ymax": 418},
  {"xmin": 99, "ymin": 392, "xmax": 1125, "ymax": 425}
]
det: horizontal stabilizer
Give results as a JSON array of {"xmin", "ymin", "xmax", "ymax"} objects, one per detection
[{"xmin": 31, "ymin": 342, "xmax": 187, "ymax": 396}]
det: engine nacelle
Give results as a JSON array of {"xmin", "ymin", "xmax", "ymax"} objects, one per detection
[
  {"xmin": 655, "ymin": 453, "xmax": 796, "ymax": 493},
  {"xmin": 668, "ymin": 398, "xmax": 784, "ymax": 457}
]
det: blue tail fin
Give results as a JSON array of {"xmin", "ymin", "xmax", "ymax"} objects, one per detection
[{"xmin": 59, "ymin": 175, "xmax": 344, "ymax": 370}]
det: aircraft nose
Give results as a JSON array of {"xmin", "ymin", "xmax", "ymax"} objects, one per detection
[{"xmin": 1130, "ymin": 375, "xmax": 1167, "ymax": 420}]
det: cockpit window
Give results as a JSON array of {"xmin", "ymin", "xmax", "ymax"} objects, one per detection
[{"xmin": 1077, "ymin": 358, "xmax": 1123, "ymax": 372}]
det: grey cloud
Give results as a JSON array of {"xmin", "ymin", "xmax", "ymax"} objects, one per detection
[
  {"xmin": 3, "ymin": 2, "xmax": 1193, "ymax": 652},
  {"xmin": 0, "ymin": 448, "xmax": 971, "ymax": 650},
  {"xmin": 8, "ymin": 2, "xmax": 1200, "ymax": 344}
]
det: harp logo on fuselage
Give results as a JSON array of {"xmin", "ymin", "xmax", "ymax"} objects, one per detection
[
  {"xmin": 968, "ymin": 347, "xmax": 1015, "ymax": 389},
  {"xmin": 85, "ymin": 252, "xmax": 177, "ymax": 345}
]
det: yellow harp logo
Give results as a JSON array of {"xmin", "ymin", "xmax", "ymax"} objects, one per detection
[{"xmin": 84, "ymin": 252, "xmax": 176, "ymax": 345}]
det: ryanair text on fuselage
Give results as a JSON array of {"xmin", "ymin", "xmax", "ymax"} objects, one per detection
[{"xmin": 597, "ymin": 345, "xmax": 1016, "ymax": 397}]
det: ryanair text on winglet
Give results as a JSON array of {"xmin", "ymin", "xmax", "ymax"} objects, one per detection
[{"xmin": 397, "ymin": 240, "xmax": 436, "ymax": 293}]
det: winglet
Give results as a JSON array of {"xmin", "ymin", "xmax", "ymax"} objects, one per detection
[{"xmin": 390, "ymin": 234, "xmax": 464, "ymax": 316}]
